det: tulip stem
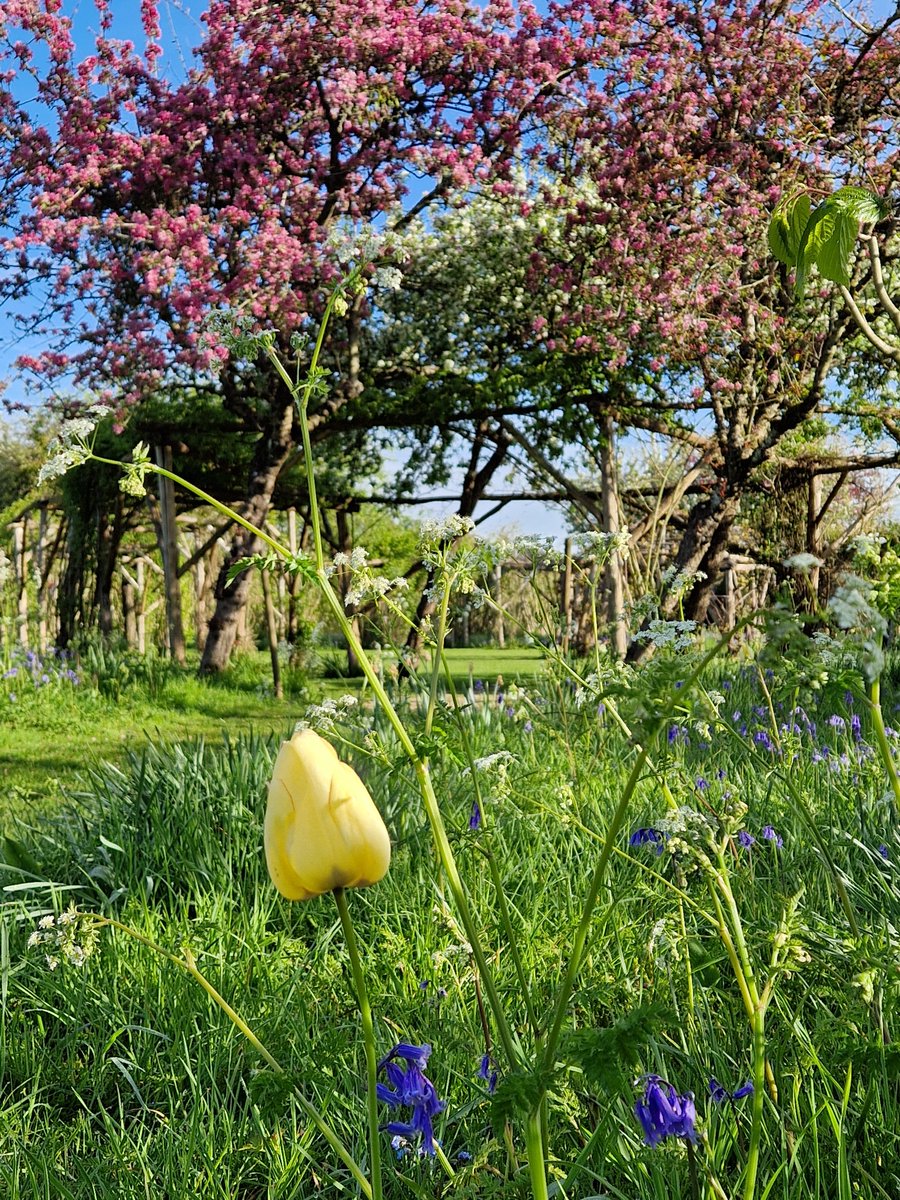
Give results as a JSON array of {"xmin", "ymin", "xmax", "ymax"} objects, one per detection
[{"xmin": 334, "ymin": 887, "xmax": 383, "ymax": 1200}]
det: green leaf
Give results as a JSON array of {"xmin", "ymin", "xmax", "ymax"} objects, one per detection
[
  {"xmin": 489, "ymin": 1066, "xmax": 560, "ymax": 1133},
  {"xmin": 0, "ymin": 835, "xmax": 42, "ymax": 877},
  {"xmin": 768, "ymin": 192, "xmax": 811, "ymax": 266},
  {"xmin": 564, "ymin": 1003, "xmax": 670, "ymax": 1092},
  {"xmin": 816, "ymin": 208, "xmax": 858, "ymax": 287},
  {"xmin": 830, "ymin": 185, "xmax": 889, "ymax": 225}
]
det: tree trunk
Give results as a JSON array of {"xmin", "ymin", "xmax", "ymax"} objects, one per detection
[
  {"xmin": 405, "ymin": 422, "xmax": 510, "ymax": 656},
  {"xmin": 600, "ymin": 414, "xmax": 628, "ymax": 661},
  {"xmin": 95, "ymin": 491, "xmax": 126, "ymax": 640},
  {"xmin": 154, "ymin": 444, "xmax": 186, "ymax": 664},
  {"xmin": 200, "ymin": 396, "xmax": 295, "ymax": 675},
  {"xmin": 336, "ymin": 505, "xmax": 363, "ymax": 676}
]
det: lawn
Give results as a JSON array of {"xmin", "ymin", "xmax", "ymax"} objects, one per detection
[{"xmin": 0, "ymin": 637, "xmax": 898, "ymax": 1198}]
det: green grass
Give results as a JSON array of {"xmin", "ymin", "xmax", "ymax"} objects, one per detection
[
  {"xmin": 0, "ymin": 644, "xmax": 898, "ymax": 1198},
  {"xmin": 0, "ymin": 645, "xmax": 546, "ymax": 819}
]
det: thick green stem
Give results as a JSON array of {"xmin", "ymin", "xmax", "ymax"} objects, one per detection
[
  {"xmin": 524, "ymin": 1106, "xmax": 550, "ymax": 1200},
  {"xmin": 334, "ymin": 888, "xmax": 382, "ymax": 1200},
  {"xmin": 868, "ymin": 677, "xmax": 900, "ymax": 820}
]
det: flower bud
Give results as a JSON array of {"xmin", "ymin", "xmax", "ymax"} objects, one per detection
[{"xmin": 265, "ymin": 728, "xmax": 390, "ymax": 900}]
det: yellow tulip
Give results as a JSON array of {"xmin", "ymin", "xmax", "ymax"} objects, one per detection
[{"xmin": 264, "ymin": 728, "xmax": 391, "ymax": 900}]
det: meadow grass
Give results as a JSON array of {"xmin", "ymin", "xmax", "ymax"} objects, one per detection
[{"xmin": 0, "ymin": 648, "xmax": 897, "ymax": 1198}]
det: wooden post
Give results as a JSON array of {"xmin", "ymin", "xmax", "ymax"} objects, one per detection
[
  {"xmin": 261, "ymin": 567, "xmax": 283, "ymax": 698},
  {"xmin": 493, "ymin": 561, "xmax": 506, "ymax": 649},
  {"xmin": 723, "ymin": 558, "xmax": 736, "ymax": 630},
  {"xmin": 12, "ymin": 520, "xmax": 30, "ymax": 648},
  {"xmin": 136, "ymin": 557, "xmax": 146, "ymax": 654},
  {"xmin": 286, "ymin": 507, "xmax": 300, "ymax": 645},
  {"xmin": 600, "ymin": 414, "xmax": 628, "ymax": 660},
  {"xmin": 561, "ymin": 536, "xmax": 574, "ymax": 653},
  {"xmin": 122, "ymin": 567, "xmax": 138, "ymax": 648},
  {"xmin": 806, "ymin": 469, "xmax": 822, "ymax": 606},
  {"xmin": 34, "ymin": 507, "xmax": 49, "ymax": 653},
  {"xmin": 154, "ymin": 445, "xmax": 186, "ymax": 664}
]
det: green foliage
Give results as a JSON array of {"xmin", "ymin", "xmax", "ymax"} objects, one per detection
[
  {"xmin": 564, "ymin": 1003, "xmax": 672, "ymax": 1092},
  {"xmin": 769, "ymin": 185, "xmax": 890, "ymax": 295}
]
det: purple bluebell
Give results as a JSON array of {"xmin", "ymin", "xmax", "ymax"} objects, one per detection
[
  {"xmin": 634, "ymin": 1075, "xmax": 697, "ymax": 1147},
  {"xmin": 716, "ymin": 768, "xmax": 727, "ymax": 780},
  {"xmin": 478, "ymin": 1053, "xmax": 498, "ymax": 1094},
  {"xmin": 455, "ymin": 1150, "xmax": 473, "ymax": 1164},
  {"xmin": 828, "ymin": 714, "xmax": 845, "ymax": 731},
  {"xmin": 468, "ymin": 800, "xmax": 481, "ymax": 831},
  {"xmin": 737, "ymin": 830, "xmax": 755, "ymax": 849},
  {"xmin": 878, "ymin": 844, "xmax": 889, "ymax": 861},
  {"xmin": 505, "ymin": 706, "xmax": 515, "ymax": 719},
  {"xmin": 473, "ymin": 679, "xmax": 484, "ymax": 694},
  {"xmin": 851, "ymin": 714, "xmax": 862, "ymax": 741},
  {"xmin": 696, "ymin": 777, "xmax": 709, "ymax": 791},
  {"xmin": 709, "ymin": 1078, "xmax": 753, "ymax": 1104},
  {"xmin": 378, "ymin": 1043, "xmax": 445, "ymax": 1156},
  {"xmin": 524, "ymin": 720, "xmax": 533, "ymax": 733},
  {"xmin": 753, "ymin": 730, "xmax": 774, "ymax": 752},
  {"xmin": 762, "ymin": 825, "xmax": 783, "ymax": 848},
  {"xmin": 629, "ymin": 828, "xmax": 665, "ymax": 854}
]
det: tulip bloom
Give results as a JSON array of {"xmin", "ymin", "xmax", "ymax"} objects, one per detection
[{"xmin": 265, "ymin": 728, "xmax": 391, "ymax": 900}]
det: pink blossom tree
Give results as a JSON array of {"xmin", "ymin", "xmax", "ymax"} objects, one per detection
[{"xmin": 0, "ymin": 0, "xmax": 581, "ymax": 669}]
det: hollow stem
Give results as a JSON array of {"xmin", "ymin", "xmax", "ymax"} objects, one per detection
[{"xmin": 334, "ymin": 887, "xmax": 383, "ymax": 1200}]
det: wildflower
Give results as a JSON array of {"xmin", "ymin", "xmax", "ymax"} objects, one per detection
[
  {"xmin": 264, "ymin": 729, "xmax": 390, "ymax": 900},
  {"xmin": 695, "ymin": 777, "xmax": 709, "ymax": 791},
  {"xmin": 737, "ymin": 830, "xmax": 755, "ymax": 849},
  {"xmin": 828, "ymin": 714, "xmax": 845, "ymax": 731},
  {"xmin": 629, "ymin": 828, "xmax": 666, "ymax": 854},
  {"xmin": 878, "ymin": 845, "xmax": 889, "ymax": 861},
  {"xmin": 634, "ymin": 1075, "xmax": 697, "ymax": 1147},
  {"xmin": 468, "ymin": 800, "xmax": 481, "ymax": 831},
  {"xmin": 377, "ymin": 1042, "xmax": 445, "ymax": 1156},
  {"xmin": 523, "ymin": 719, "xmax": 533, "ymax": 733},
  {"xmin": 851, "ymin": 713, "xmax": 862, "ymax": 741},
  {"xmin": 455, "ymin": 1150, "xmax": 473, "ymax": 1164},
  {"xmin": 762, "ymin": 826, "xmax": 783, "ymax": 848},
  {"xmin": 478, "ymin": 1053, "xmax": 498, "ymax": 1094},
  {"xmin": 753, "ymin": 730, "xmax": 774, "ymax": 752},
  {"xmin": 709, "ymin": 1078, "xmax": 753, "ymax": 1104}
]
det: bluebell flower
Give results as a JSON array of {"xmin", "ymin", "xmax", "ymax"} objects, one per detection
[
  {"xmin": 828, "ymin": 714, "xmax": 845, "ymax": 731},
  {"xmin": 709, "ymin": 1078, "xmax": 753, "ymax": 1104},
  {"xmin": 505, "ymin": 706, "xmax": 515, "ymax": 719},
  {"xmin": 851, "ymin": 714, "xmax": 862, "ymax": 741},
  {"xmin": 468, "ymin": 800, "xmax": 481, "ymax": 831},
  {"xmin": 737, "ymin": 830, "xmax": 755, "ymax": 849},
  {"xmin": 753, "ymin": 730, "xmax": 774, "ymax": 752},
  {"xmin": 378, "ymin": 1043, "xmax": 445, "ymax": 1156},
  {"xmin": 473, "ymin": 679, "xmax": 484, "ymax": 694},
  {"xmin": 716, "ymin": 768, "xmax": 727, "ymax": 780},
  {"xmin": 478, "ymin": 1053, "xmax": 498, "ymax": 1094},
  {"xmin": 878, "ymin": 844, "xmax": 889, "ymax": 861},
  {"xmin": 630, "ymin": 828, "xmax": 665, "ymax": 854},
  {"xmin": 844, "ymin": 690, "xmax": 855, "ymax": 708},
  {"xmin": 524, "ymin": 720, "xmax": 533, "ymax": 733},
  {"xmin": 455, "ymin": 1150, "xmax": 473, "ymax": 1164},
  {"xmin": 695, "ymin": 776, "xmax": 709, "ymax": 791},
  {"xmin": 634, "ymin": 1075, "xmax": 697, "ymax": 1147},
  {"xmin": 762, "ymin": 825, "xmax": 783, "ymax": 848}
]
